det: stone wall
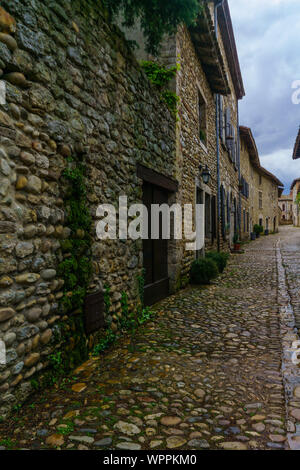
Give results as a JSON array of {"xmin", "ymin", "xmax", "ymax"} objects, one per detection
[
  {"xmin": 0, "ymin": 0, "xmax": 176, "ymax": 418},
  {"xmin": 252, "ymin": 169, "xmax": 279, "ymax": 233},
  {"xmin": 239, "ymin": 136, "xmax": 252, "ymax": 239}
]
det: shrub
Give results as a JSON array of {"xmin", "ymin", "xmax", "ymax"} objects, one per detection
[
  {"xmin": 190, "ymin": 258, "xmax": 219, "ymax": 285},
  {"xmin": 206, "ymin": 251, "xmax": 229, "ymax": 273},
  {"xmin": 253, "ymin": 224, "xmax": 263, "ymax": 235}
]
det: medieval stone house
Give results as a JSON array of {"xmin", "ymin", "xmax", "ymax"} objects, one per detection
[
  {"xmin": 120, "ymin": 0, "xmax": 245, "ymax": 282},
  {"xmin": 0, "ymin": 0, "xmax": 284, "ymax": 419},
  {"xmin": 0, "ymin": 0, "xmax": 179, "ymax": 417},
  {"xmin": 291, "ymin": 179, "xmax": 300, "ymax": 227},
  {"xmin": 290, "ymin": 128, "xmax": 300, "ymax": 227},
  {"xmin": 278, "ymin": 193, "xmax": 293, "ymax": 224},
  {"xmin": 239, "ymin": 126, "xmax": 283, "ymax": 238}
]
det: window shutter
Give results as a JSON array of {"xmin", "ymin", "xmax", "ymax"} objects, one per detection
[
  {"xmin": 221, "ymin": 186, "xmax": 226, "ymax": 239},
  {"xmin": 232, "ymin": 128, "xmax": 236, "ymax": 164},
  {"xmin": 225, "ymin": 107, "xmax": 231, "ymax": 138},
  {"xmin": 219, "ymin": 96, "xmax": 223, "ymax": 139}
]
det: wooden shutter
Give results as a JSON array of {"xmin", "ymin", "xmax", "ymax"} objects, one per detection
[
  {"xmin": 225, "ymin": 107, "xmax": 231, "ymax": 138},
  {"xmin": 219, "ymin": 96, "xmax": 223, "ymax": 140}
]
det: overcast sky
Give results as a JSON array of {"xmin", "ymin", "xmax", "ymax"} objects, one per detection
[{"xmin": 228, "ymin": 0, "xmax": 300, "ymax": 194}]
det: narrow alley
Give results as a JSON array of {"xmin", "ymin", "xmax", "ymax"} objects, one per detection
[{"xmin": 1, "ymin": 227, "xmax": 300, "ymax": 451}]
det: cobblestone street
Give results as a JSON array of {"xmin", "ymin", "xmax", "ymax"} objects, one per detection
[{"xmin": 1, "ymin": 226, "xmax": 300, "ymax": 451}]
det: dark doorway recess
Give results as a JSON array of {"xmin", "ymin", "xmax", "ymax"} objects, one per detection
[{"xmin": 143, "ymin": 181, "xmax": 169, "ymax": 306}]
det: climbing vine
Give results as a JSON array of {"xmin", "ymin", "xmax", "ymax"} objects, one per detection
[
  {"xmin": 104, "ymin": 0, "xmax": 203, "ymax": 55},
  {"xmin": 92, "ymin": 272, "xmax": 154, "ymax": 356},
  {"xmin": 34, "ymin": 153, "xmax": 93, "ymax": 389},
  {"xmin": 141, "ymin": 61, "xmax": 180, "ymax": 116}
]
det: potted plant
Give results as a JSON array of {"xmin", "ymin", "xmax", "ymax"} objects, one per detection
[
  {"xmin": 253, "ymin": 224, "xmax": 263, "ymax": 238},
  {"xmin": 233, "ymin": 232, "xmax": 241, "ymax": 251},
  {"xmin": 250, "ymin": 232, "xmax": 256, "ymax": 240},
  {"xmin": 264, "ymin": 229, "xmax": 269, "ymax": 236}
]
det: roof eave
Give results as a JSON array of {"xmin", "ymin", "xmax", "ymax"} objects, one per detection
[
  {"xmin": 189, "ymin": 1, "xmax": 230, "ymax": 96},
  {"xmin": 218, "ymin": 0, "xmax": 245, "ymax": 100},
  {"xmin": 293, "ymin": 128, "xmax": 300, "ymax": 159}
]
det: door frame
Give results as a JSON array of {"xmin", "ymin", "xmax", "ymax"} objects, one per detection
[{"xmin": 137, "ymin": 164, "xmax": 178, "ymax": 306}]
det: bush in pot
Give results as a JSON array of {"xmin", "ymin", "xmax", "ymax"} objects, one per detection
[
  {"xmin": 206, "ymin": 251, "xmax": 229, "ymax": 273},
  {"xmin": 254, "ymin": 224, "xmax": 263, "ymax": 238},
  {"xmin": 233, "ymin": 232, "xmax": 241, "ymax": 251},
  {"xmin": 190, "ymin": 258, "xmax": 219, "ymax": 285}
]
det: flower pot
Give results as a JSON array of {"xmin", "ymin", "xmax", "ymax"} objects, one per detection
[
  {"xmin": 265, "ymin": 229, "xmax": 269, "ymax": 236},
  {"xmin": 255, "ymin": 232, "xmax": 260, "ymax": 238},
  {"xmin": 234, "ymin": 243, "xmax": 241, "ymax": 251},
  {"xmin": 250, "ymin": 232, "xmax": 256, "ymax": 240}
]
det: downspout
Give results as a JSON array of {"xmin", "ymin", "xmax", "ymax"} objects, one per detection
[
  {"xmin": 237, "ymin": 104, "xmax": 242, "ymax": 239},
  {"xmin": 214, "ymin": 0, "xmax": 224, "ymax": 252}
]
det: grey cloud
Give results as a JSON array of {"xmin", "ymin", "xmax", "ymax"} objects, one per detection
[{"xmin": 228, "ymin": 0, "xmax": 300, "ymax": 190}]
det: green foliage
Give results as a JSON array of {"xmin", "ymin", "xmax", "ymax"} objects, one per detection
[
  {"xmin": 199, "ymin": 129, "xmax": 206, "ymax": 144},
  {"xmin": 105, "ymin": 0, "xmax": 202, "ymax": 55},
  {"xmin": 161, "ymin": 90, "xmax": 180, "ymax": 115},
  {"xmin": 253, "ymin": 224, "xmax": 263, "ymax": 235},
  {"xmin": 137, "ymin": 269, "xmax": 145, "ymax": 307},
  {"xmin": 140, "ymin": 61, "xmax": 179, "ymax": 87},
  {"xmin": 233, "ymin": 232, "xmax": 241, "ymax": 244},
  {"xmin": 206, "ymin": 251, "xmax": 229, "ymax": 273},
  {"xmin": 92, "ymin": 276, "xmax": 155, "ymax": 357},
  {"xmin": 32, "ymin": 153, "xmax": 93, "ymax": 391},
  {"xmin": 104, "ymin": 284, "xmax": 112, "ymax": 315},
  {"xmin": 58, "ymin": 157, "xmax": 92, "ymax": 314},
  {"xmin": 190, "ymin": 257, "xmax": 219, "ymax": 285},
  {"xmin": 92, "ymin": 328, "xmax": 116, "ymax": 355},
  {"xmin": 295, "ymin": 193, "xmax": 300, "ymax": 207},
  {"xmin": 141, "ymin": 61, "xmax": 180, "ymax": 116}
]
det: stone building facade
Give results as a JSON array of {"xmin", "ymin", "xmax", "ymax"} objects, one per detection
[
  {"xmin": 278, "ymin": 193, "xmax": 293, "ymax": 224},
  {"xmin": 120, "ymin": 0, "xmax": 245, "ymax": 275},
  {"xmin": 0, "ymin": 0, "xmax": 178, "ymax": 418},
  {"xmin": 0, "ymin": 0, "xmax": 284, "ymax": 419},
  {"xmin": 239, "ymin": 127, "xmax": 283, "ymax": 238},
  {"xmin": 291, "ymin": 179, "xmax": 300, "ymax": 227}
]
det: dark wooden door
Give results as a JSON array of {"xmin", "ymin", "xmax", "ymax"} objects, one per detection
[{"xmin": 143, "ymin": 182, "xmax": 169, "ymax": 306}]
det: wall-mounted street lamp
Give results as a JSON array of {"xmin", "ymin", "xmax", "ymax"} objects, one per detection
[{"xmin": 199, "ymin": 164, "xmax": 211, "ymax": 185}]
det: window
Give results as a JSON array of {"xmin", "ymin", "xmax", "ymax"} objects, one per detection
[
  {"xmin": 241, "ymin": 176, "xmax": 249, "ymax": 198},
  {"xmin": 259, "ymin": 191, "xmax": 263, "ymax": 209},
  {"xmin": 198, "ymin": 90, "xmax": 207, "ymax": 146},
  {"xmin": 283, "ymin": 204, "xmax": 285, "ymax": 211},
  {"xmin": 259, "ymin": 174, "xmax": 262, "ymax": 185}
]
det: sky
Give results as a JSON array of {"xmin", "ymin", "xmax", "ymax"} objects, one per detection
[{"xmin": 228, "ymin": 0, "xmax": 300, "ymax": 194}]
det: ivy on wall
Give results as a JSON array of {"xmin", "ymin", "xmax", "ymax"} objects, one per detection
[
  {"xmin": 34, "ymin": 152, "xmax": 93, "ymax": 388},
  {"xmin": 105, "ymin": 0, "xmax": 203, "ymax": 55},
  {"xmin": 141, "ymin": 61, "xmax": 180, "ymax": 116}
]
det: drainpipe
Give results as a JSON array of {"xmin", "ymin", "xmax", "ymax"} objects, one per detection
[
  {"xmin": 214, "ymin": 0, "xmax": 224, "ymax": 252},
  {"xmin": 237, "ymin": 104, "xmax": 242, "ymax": 239}
]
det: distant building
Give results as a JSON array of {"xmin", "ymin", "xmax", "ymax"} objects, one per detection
[
  {"xmin": 291, "ymin": 179, "xmax": 300, "ymax": 227},
  {"xmin": 239, "ymin": 126, "xmax": 283, "ymax": 238},
  {"xmin": 292, "ymin": 127, "xmax": 300, "ymax": 160},
  {"xmin": 278, "ymin": 193, "xmax": 293, "ymax": 224}
]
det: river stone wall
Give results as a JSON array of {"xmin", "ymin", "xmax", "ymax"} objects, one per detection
[{"xmin": 0, "ymin": 0, "xmax": 176, "ymax": 418}]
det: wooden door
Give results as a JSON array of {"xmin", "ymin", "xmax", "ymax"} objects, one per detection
[{"xmin": 143, "ymin": 182, "xmax": 169, "ymax": 306}]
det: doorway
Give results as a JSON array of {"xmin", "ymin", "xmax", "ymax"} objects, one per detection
[{"xmin": 143, "ymin": 181, "xmax": 169, "ymax": 306}]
